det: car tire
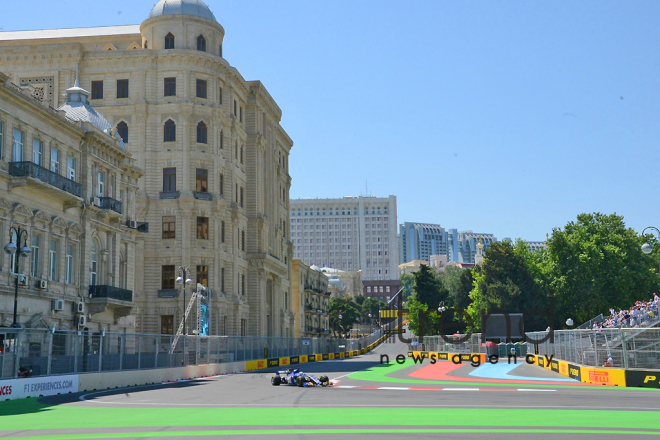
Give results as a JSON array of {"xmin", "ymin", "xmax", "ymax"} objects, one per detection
[
  {"xmin": 271, "ymin": 376, "xmax": 281, "ymax": 386},
  {"xmin": 296, "ymin": 376, "xmax": 304, "ymax": 387}
]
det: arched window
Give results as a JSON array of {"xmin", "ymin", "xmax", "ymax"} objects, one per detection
[
  {"xmin": 197, "ymin": 122, "xmax": 207, "ymax": 144},
  {"xmin": 117, "ymin": 121, "xmax": 128, "ymax": 143},
  {"xmin": 197, "ymin": 35, "xmax": 206, "ymax": 52},
  {"xmin": 164, "ymin": 119, "xmax": 176, "ymax": 142},
  {"xmin": 165, "ymin": 32, "xmax": 175, "ymax": 49},
  {"xmin": 119, "ymin": 252, "xmax": 127, "ymax": 289},
  {"xmin": 90, "ymin": 241, "xmax": 98, "ymax": 286}
]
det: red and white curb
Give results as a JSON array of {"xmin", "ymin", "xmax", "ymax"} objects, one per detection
[{"xmin": 330, "ymin": 385, "xmax": 555, "ymax": 392}]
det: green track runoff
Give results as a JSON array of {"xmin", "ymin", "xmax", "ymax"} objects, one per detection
[{"xmin": 1, "ymin": 399, "xmax": 660, "ymax": 438}]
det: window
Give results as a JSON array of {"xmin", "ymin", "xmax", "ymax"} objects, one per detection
[
  {"xmin": 164, "ymin": 77, "xmax": 176, "ymax": 97},
  {"xmin": 241, "ymin": 230, "xmax": 245, "ymax": 251},
  {"xmin": 0, "ymin": 122, "xmax": 3, "ymax": 158},
  {"xmin": 241, "ymin": 319, "xmax": 247, "ymax": 336},
  {"xmin": 97, "ymin": 171, "xmax": 105, "ymax": 196},
  {"xmin": 91, "ymin": 81, "xmax": 103, "ymax": 99},
  {"xmin": 220, "ymin": 130, "xmax": 223, "ymax": 149},
  {"xmin": 164, "ymin": 119, "xmax": 176, "ymax": 142},
  {"xmin": 160, "ymin": 315, "xmax": 174, "ymax": 335},
  {"xmin": 197, "ymin": 35, "xmax": 206, "ymax": 52},
  {"xmin": 12, "ymin": 129, "xmax": 23, "ymax": 162},
  {"xmin": 90, "ymin": 241, "xmax": 97, "ymax": 286},
  {"xmin": 67, "ymin": 156, "xmax": 76, "ymax": 181},
  {"xmin": 239, "ymin": 106, "xmax": 243, "ymax": 123},
  {"xmin": 30, "ymin": 235, "xmax": 40, "ymax": 277},
  {"xmin": 117, "ymin": 122, "xmax": 128, "ymax": 143},
  {"xmin": 219, "ymin": 173, "xmax": 224, "ymax": 195},
  {"xmin": 221, "ymin": 267, "xmax": 225, "ymax": 291},
  {"xmin": 239, "ymin": 187, "xmax": 244, "ymax": 207},
  {"xmin": 197, "ymin": 217, "xmax": 209, "ymax": 239},
  {"xmin": 49, "ymin": 239, "xmax": 58, "ymax": 281},
  {"xmin": 240, "ymin": 146, "xmax": 243, "ymax": 164},
  {"xmin": 117, "ymin": 79, "xmax": 129, "ymax": 98},
  {"xmin": 162, "ymin": 265, "xmax": 175, "ymax": 289},
  {"xmin": 164, "ymin": 32, "xmax": 175, "ymax": 49},
  {"xmin": 219, "ymin": 87, "xmax": 223, "ymax": 105},
  {"xmin": 221, "ymin": 220, "xmax": 225, "ymax": 243},
  {"xmin": 163, "ymin": 168, "xmax": 176, "ymax": 191},
  {"xmin": 241, "ymin": 273, "xmax": 245, "ymax": 296},
  {"xmin": 50, "ymin": 148, "xmax": 59, "ymax": 173},
  {"xmin": 196, "ymin": 168, "xmax": 208, "ymax": 192},
  {"xmin": 162, "ymin": 216, "xmax": 175, "ymax": 239},
  {"xmin": 196, "ymin": 79, "xmax": 207, "ymax": 99},
  {"xmin": 196, "ymin": 265, "xmax": 208, "ymax": 287},
  {"xmin": 197, "ymin": 121, "xmax": 207, "ymax": 143},
  {"xmin": 66, "ymin": 244, "xmax": 74, "ymax": 284},
  {"xmin": 219, "ymin": 43, "xmax": 223, "ymax": 57},
  {"xmin": 32, "ymin": 139, "xmax": 42, "ymax": 165},
  {"xmin": 234, "ymin": 100, "xmax": 237, "ymax": 116}
]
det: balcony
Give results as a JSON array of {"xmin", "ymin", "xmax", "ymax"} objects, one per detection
[
  {"xmin": 9, "ymin": 161, "xmax": 82, "ymax": 198},
  {"xmin": 193, "ymin": 191, "xmax": 212, "ymax": 201},
  {"xmin": 99, "ymin": 197, "xmax": 122, "ymax": 214},
  {"xmin": 88, "ymin": 285, "xmax": 133, "ymax": 321},
  {"xmin": 157, "ymin": 289, "xmax": 179, "ymax": 298},
  {"xmin": 159, "ymin": 191, "xmax": 180, "ymax": 199},
  {"xmin": 89, "ymin": 285, "xmax": 132, "ymax": 302}
]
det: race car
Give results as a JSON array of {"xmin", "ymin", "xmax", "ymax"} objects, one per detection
[{"xmin": 271, "ymin": 368, "xmax": 331, "ymax": 387}]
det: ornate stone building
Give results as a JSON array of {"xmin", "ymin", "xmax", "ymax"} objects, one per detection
[
  {"xmin": 0, "ymin": 0, "xmax": 294, "ymax": 336},
  {"xmin": 0, "ymin": 71, "xmax": 143, "ymax": 333},
  {"xmin": 291, "ymin": 260, "xmax": 329, "ymax": 338}
]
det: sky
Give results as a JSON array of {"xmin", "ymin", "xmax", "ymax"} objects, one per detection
[{"xmin": 2, "ymin": 0, "xmax": 659, "ymax": 242}]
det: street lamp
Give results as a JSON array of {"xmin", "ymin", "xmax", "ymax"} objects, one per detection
[
  {"xmin": 4, "ymin": 226, "xmax": 31, "ymax": 328},
  {"xmin": 368, "ymin": 313, "xmax": 372, "ymax": 334},
  {"xmin": 176, "ymin": 266, "xmax": 193, "ymax": 365},
  {"xmin": 566, "ymin": 318, "xmax": 574, "ymax": 327},
  {"xmin": 641, "ymin": 227, "xmax": 660, "ymax": 254},
  {"xmin": 438, "ymin": 301, "xmax": 446, "ymax": 314}
]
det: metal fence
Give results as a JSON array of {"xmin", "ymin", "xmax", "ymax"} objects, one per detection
[
  {"xmin": 407, "ymin": 334, "xmax": 528, "ymax": 358},
  {"xmin": 0, "ymin": 323, "xmax": 395, "ymax": 380},
  {"xmin": 526, "ymin": 327, "xmax": 660, "ymax": 369}
]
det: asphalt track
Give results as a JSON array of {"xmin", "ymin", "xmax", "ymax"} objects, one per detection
[{"xmin": 0, "ymin": 327, "xmax": 659, "ymax": 439}]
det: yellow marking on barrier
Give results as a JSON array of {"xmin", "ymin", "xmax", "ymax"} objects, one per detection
[{"xmin": 279, "ymin": 357, "xmax": 290, "ymax": 366}]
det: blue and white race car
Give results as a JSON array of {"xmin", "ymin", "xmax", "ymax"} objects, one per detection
[{"xmin": 271, "ymin": 368, "xmax": 331, "ymax": 387}]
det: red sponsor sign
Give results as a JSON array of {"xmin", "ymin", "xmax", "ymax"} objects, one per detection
[
  {"xmin": 257, "ymin": 360, "xmax": 266, "ymax": 369},
  {"xmin": 589, "ymin": 370, "xmax": 609, "ymax": 384},
  {"xmin": 560, "ymin": 364, "xmax": 568, "ymax": 375}
]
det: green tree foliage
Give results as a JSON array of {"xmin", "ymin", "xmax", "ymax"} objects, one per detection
[
  {"xmin": 467, "ymin": 241, "xmax": 548, "ymax": 332},
  {"xmin": 438, "ymin": 266, "xmax": 473, "ymax": 310},
  {"xmin": 399, "ymin": 273, "xmax": 416, "ymax": 302},
  {"xmin": 406, "ymin": 299, "xmax": 439, "ymax": 338},
  {"xmin": 361, "ymin": 296, "xmax": 382, "ymax": 322},
  {"xmin": 329, "ymin": 296, "xmax": 360, "ymax": 336},
  {"xmin": 413, "ymin": 264, "xmax": 448, "ymax": 308},
  {"xmin": 546, "ymin": 213, "xmax": 660, "ymax": 326}
]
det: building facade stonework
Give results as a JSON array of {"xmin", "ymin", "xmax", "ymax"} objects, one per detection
[
  {"xmin": 0, "ymin": 72, "xmax": 143, "ymax": 333},
  {"xmin": 0, "ymin": 0, "xmax": 294, "ymax": 337}
]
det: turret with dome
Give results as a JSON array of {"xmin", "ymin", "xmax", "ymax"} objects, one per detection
[{"xmin": 141, "ymin": 0, "xmax": 224, "ymax": 53}]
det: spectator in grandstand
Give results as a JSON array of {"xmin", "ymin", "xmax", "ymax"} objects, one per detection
[{"xmin": 603, "ymin": 356, "xmax": 613, "ymax": 367}]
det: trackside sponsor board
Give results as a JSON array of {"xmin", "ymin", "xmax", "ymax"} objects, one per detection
[
  {"xmin": 307, "ymin": 355, "xmax": 316, "ymax": 363},
  {"xmin": 559, "ymin": 361, "xmax": 569, "ymax": 377},
  {"xmin": 246, "ymin": 359, "xmax": 267, "ymax": 371},
  {"xmin": 568, "ymin": 363, "xmax": 581, "ymax": 381},
  {"xmin": 550, "ymin": 360, "xmax": 559, "ymax": 373},
  {"xmin": 582, "ymin": 368, "xmax": 626, "ymax": 387},
  {"xmin": 322, "ymin": 354, "xmax": 329, "ymax": 360},
  {"xmin": 267, "ymin": 358, "xmax": 280, "ymax": 368},
  {"xmin": 625, "ymin": 370, "xmax": 660, "ymax": 388},
  {"xmin": 439, "ymin": 353, "xmax": 449, "ymax": 360},
  {"xmin": 300, "ymin": 355, "xmax": 308, "ymax": 363},
  {"xmin": 290, "ymin": 356, "xmax": 300, "ymax": 365},
  {"xmin": 279, "ymin": 357, "xmax": 290, "ymax": 366},
  {"xmin": 0, "ymin": 375, "xmax": 78, "ymax": 400}
]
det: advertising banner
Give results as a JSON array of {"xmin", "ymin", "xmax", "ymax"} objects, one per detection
[
  {"xmin": 289, "ymin": 356, "xmax": 300, "ymax": 365},
  {"xmin": 0, "ymin": 375, "xmax": 78, "ymax": 400},
  {"xmin": 267, "ymin": 358, "xmax": 279, "ymax": 368},
  {"xmin": 625, "ymin": 370, "xmax": 660, "ymax": 388},
  {"xmin": 568, "ymin": 363, "xmax": 581, "ymax": 381}
]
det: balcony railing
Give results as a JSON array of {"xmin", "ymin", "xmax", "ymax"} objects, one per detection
[
  {"xmin": 99, "ymin": 197, "xmax": 122, "ymax": 214},
  {"xmin": 160, "ymin": 191, "xmax": 180, "ymax": 199},
  {"xmin": 157, "ymin": 289, "xmax": 179, "ymax": 298},
  {"xmin": 193, "ymin": 191, "xmax": 212, "ymax": 201},
  {"xmin": 89, "ymin": 285, "xmax": 133, "ymax": 302},
  {"xmin": 9, "ymin": 161, "xmax": 82, "ymax": 197}
]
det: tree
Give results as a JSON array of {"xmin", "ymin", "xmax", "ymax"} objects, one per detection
[
  {"xmin": 406, "ymin": 299, "xmax": 439, "ymax": 338},
  {"xmin": 413, "ymin": 264, "xmax": 448, "ymax": 309},
  {"xmin": 329, "ymin": 296, "xmax": 360, "ymax": 336},
  {"xmin": 546, "ymin": 212, "xmax": 660, "ymax": 326},
  {"xmin": 361, "ymin": 296, "xmax": 382, "ymax": 323},
  {"xmin": 399, "ymin": 273, "xmax": 416, "ymax": 302},
  {"xmin": 466, "ymin": 240, "xmax": 548, "ymax": 332},
  {"xmin": 438, "ymin": 266, "xmax": 473, "ymax": 310}
]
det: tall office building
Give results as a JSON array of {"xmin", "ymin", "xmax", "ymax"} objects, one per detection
[
  {"xmin": 0, "ymin": 0, "xmax": 294, "ymax": 337},
  {"xmin": 399, "ymin": 223, "xmax": 497, "ymax": 266},
  {"xmin": 399, "ymin": 222, "xmax": 448, "ymax": 265},
  {"xmin": 290, "ymin": 196, "xmax": 398, "ymax": 280}
]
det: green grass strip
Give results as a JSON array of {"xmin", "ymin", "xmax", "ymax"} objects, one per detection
[
  {"xmin": 2, "ymin": 428, "xmax": 660, "ymax": 439},
  {"xmin": 349, "ymin": 359, "xmax": 657, "ymax": 390},
  {"xmin": 1, "ymin": 400, "xmax": 660, "ymax": 430}
]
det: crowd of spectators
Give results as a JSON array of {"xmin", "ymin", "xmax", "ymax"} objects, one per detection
[{"xmin": 593, "ymin": 293, "xmax": 660, "ymax": 329}]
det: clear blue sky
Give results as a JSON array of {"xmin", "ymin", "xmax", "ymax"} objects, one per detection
[{"xmin": 3, "ymin": 1, "xmax": 659, "ymax": 241}]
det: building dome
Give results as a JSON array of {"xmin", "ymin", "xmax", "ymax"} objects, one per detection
[{"xmin": 148, "ymin": 0, "xmax": 217, "ymax": 22}]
